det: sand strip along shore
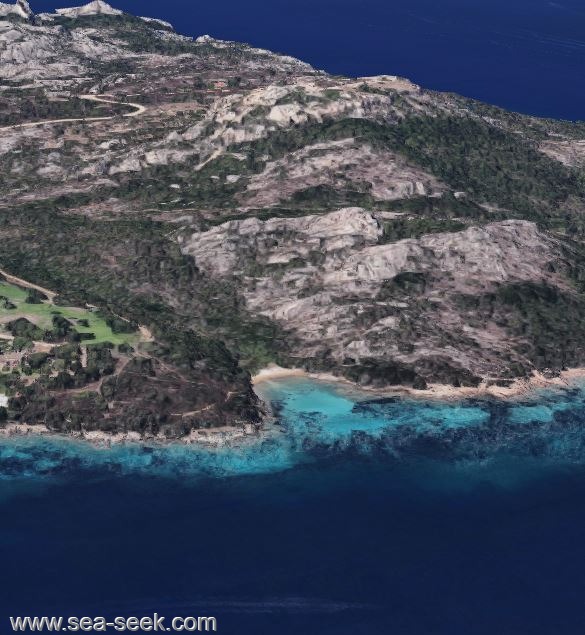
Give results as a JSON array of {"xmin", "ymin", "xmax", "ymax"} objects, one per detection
[
  {"xmin": 252, "ymin": 364, "xmax": 585, "ymax": 402},
  {"xmin": 3, "ymin": 367, "xmax": 584, "ymax": 447}
]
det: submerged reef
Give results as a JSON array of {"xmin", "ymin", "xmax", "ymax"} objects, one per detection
[{"xmin": 2, "ymin": 378, "xmax": 585, "ymax": 481}]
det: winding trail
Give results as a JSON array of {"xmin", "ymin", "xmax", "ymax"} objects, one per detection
[
  {"xmin": 0, "ymin": 94, "xmax": 146, "ymax": 132},
  {"xmin": 0, "ymin": 268, "xmax": 57, "ymax": 301}
]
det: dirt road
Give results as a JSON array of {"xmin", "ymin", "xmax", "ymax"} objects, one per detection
[{"xmin": 0, "ymin": 94, "xmax": 146, "ymax": 132}]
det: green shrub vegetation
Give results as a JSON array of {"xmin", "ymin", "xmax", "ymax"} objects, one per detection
[
  {"xmin": 379, "ymin": 217, "xmax": 467, "ymax": 242},
  {"xmin": 456, "ymin": 282, "xmax": 585, "ymax": 371},
  {"xmin": 0, "ymin": 204, "xmax": 289, "ymax": 374},
  {"xmin": 0, "ymin": 281, "xmax": 138, "ymax": 346},
  {"xmin": 0, "ymin": 89, "xmax": 134, "ymax": 126},
  {"xmin": 233, "ymin": 115, "xmax": 585, "ymax": 233}
]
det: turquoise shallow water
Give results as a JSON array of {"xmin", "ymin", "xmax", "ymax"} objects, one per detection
[
  {"xmin": 4, "ymin": 378, "xmax": 585, "ymax": 633},
  {"xmin": 2, "ymin": 376, "xmax": 585, "ymax": 484}
]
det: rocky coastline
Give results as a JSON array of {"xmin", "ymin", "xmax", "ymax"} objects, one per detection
[
  {"xmin": 252, "ymin": 364, "xmax": 585, "ymax": 403},
  {"xmin": 2, "ymin": 365, "xmax": 585, "ymax": 448},
  {"xmin": 0, "ymin": 419, "xmax": 265, "ymax": 448}
]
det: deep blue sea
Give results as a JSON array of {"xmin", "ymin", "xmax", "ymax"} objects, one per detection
[
  {"xmin": 34, "ymin": 0, "xmax": 585, "ymax": 120},
  {"xmin": 5, "ymin": 377, "xmax": 585, "ymax": 633},
  {"xmin": 5, "ymin": 1, "xmax": 585, "ymax": 632}
]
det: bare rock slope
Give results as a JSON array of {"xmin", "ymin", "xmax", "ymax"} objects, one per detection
[
  {"xmin": 3, "ymin": 1, "xmax": 585, "ymax": 436},
  {"xmin": 181, "ymin": 210, "xmax": 576, "ymax": 387}
]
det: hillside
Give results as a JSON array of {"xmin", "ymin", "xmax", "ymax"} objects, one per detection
[{"xmin": 2, "ymin": 0, "xmax": 585, "ymax": 437}]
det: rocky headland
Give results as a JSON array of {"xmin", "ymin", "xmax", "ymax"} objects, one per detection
[{"xmin": 2, "ymin": 1, "xmax": 585, "ymax": 439}]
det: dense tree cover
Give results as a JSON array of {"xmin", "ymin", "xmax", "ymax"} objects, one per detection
[
  {"xmin": 0, "ymin": 295, "xmax": 16, "ymax": 310},
  {"xmin": 453, "ymin": 93, "xmax": 585, "ymax": 140},
  {"xmin": 86, "ymin": 343, "xmax": 116, "ymax": 378},
  {"xmin": 287, "ymin": 183, "xmax": 374, "ymax": 209},
  {"xmin": 4, "ymin": 314, "xmax": 96, "ymax": 347},
  {"xmin": 24, "ymin": 289, "xmax": 47, "ymax": 304},
  {"xmin": 99, "ymin": 312, "xmax": 138, "ymax": 335},
  {"xmin": 6, "ymin": 318, "xmax": 44, "ymax": 341},
  {"xmin": 341, "ymin": 357, "xmax": 480, "ymax": 389},
  {"xmin": 379, "ymin": 217, "xmax": 467, "ymax": 242},
  {"xmin": 0, "ymin": 203, "xmax": 290, "ymax": 374},
  {"xmin": 455, "ymin": 281, "xmax": 585, "ymax": 372},
  {"xmin": 234, "ymin": 115, "xmax": 585, "ymax": 233},
  {"xmin": 384, "ymin": 193, "xmax": 490, "ymax": 219},
  {"xmin": 388, "ymin": 116, "xmax": 582, "ymax": 215}
]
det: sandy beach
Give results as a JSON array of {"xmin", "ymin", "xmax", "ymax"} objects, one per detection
[
  {"xmin": 2, "ymin": 366, "xmax": 584, "ymax": 448},
  {"xmin": 253, "ymin": 363, "xmax": 585, "ymax": 402}
]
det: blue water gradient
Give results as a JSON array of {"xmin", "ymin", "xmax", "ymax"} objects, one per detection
[
  {"xmin": 4, "ymin": 378, "xmax": 585, "ymax": 633},
  {"xmin": 2, "ymin": 377, "xmax": 585, "ymax": 484}
]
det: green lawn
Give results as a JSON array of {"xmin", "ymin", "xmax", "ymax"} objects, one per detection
[{"xmin": 0, "ymin": 282, "xmax": 138, "ymax": 346}]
